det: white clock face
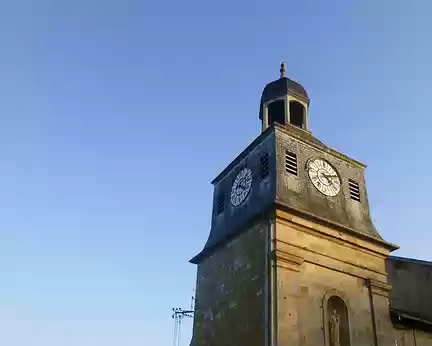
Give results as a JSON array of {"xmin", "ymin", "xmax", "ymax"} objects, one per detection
[
  {"xmin": 230, "ymin": 167, "xmax": 252, "ymax": 206},
  {"xmin": 307, "ymin": 158, "xmax": 341, "ymax": 197}
]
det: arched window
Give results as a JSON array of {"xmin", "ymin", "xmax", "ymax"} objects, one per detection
[
  {"xmin": 267, "ymin": 100, "xmax": 285, "ymax": 126},
  {"xmin": 324, "ymin": 294, "xmax": 351, "ymax": 346},
  {"xmin": 289, "ymin": 101, "xmax": 305, "ymax": 128}
]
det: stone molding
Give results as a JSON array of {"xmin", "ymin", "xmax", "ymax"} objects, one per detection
[
  {"xmin": 275, "ymin": 207, "xmax": 398, "ymax": 254},
  {"xmin": 366, "ymin": 278, "xmax": 392, "ymax": 298},
  {"xmin": 272, "ymin": 249, "xmax": 304, "ymax": 272}
]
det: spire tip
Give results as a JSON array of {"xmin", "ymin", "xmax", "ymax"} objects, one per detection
[{"xmin": 280, "ymin": 61, "xmax": 286, "ymax": 78}]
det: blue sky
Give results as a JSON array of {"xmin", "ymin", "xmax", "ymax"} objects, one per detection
[{"xmin": 1, "ymin": 1, "xmax": 431, "ymax": 345}]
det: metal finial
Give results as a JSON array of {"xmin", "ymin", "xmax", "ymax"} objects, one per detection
[{"xmin": 280, "ymin": 61, "xmax": 286, "ymax": 78}]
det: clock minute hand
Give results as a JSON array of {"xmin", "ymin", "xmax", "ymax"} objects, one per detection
[
  {"xmin": 322, "ymin": 174, "xmax": 338, "ymax": 179},
  {"xmin": 321, "ymin": 174, "xmax": 336, "ymax": 186}
]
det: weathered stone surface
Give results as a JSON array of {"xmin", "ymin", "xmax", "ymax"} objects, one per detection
[
  {"xmin": 275, "ymin": 124, "xmax": 379, "ymax": 239},
  {"xmin": 191, "ymin": 131, "xmax": 275, "ymax": 264},
  {"xmin": 190, "ymin": 221, "xmax": 267, "ymax": 346},
  {"xmin": 274, "ymin": 211, "xmax": 395, "ymax": 346}
]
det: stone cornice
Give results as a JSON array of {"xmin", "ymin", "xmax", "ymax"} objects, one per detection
[
  {"xmin": 274, "ymin": 123, "xmax": 367, "ymax": 168},
  {"xmin": 275, "ymin": 201, "xmax": 399, "ymax": 253},
  {"xmin": 272, "ymin": 249, "xmax": 304, "ymax": 272},
  {"xmin": 211, "ymin": 127, "xmax": 274, "ymax": 185},
  {"xmin": 276, "ymin": 238, "xmax": 388, "ymax": 277},
  {"xmin": 366, "ymin": 278, "xmax": 392, "ymax": 298}
]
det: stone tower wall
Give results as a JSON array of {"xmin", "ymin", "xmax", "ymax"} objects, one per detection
[{"xmin": 191, "ymin": 221, "xmax": 268, "ymax": 346}]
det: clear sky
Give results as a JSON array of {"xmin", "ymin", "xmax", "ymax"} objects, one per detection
[{"xmin": 1, "ymin": 1, "xmax": 431, "ymax": 345}]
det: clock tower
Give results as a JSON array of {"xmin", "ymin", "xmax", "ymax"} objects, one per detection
[{"xmin": 189, "ymin": 64, "xmax": 399, "ymax": 346}]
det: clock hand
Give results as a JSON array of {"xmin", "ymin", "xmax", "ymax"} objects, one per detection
[
  {"xmin": 320, "ymin": 174, "xmax": 336, "ymax": 186},
  {"xmin": 322, "ymin": 174, "xmax": 338, "ymax": 181},
  {"xmin": 322, "ymin": 173, "xmax": 337, "ymax": 178}
]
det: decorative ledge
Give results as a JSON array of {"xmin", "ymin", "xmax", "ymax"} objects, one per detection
[
  {"xmin": 366, "ymin": 278, "xmax": 392, "ymax": 298},
  {"xmin": 272, "ymin": 249, "xmax": 304, "ymax": 272}
]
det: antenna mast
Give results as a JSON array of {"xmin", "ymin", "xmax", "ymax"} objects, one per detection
[{"xmin": 172, "ymin": 308, "xmax": 194, "ymax": 346}]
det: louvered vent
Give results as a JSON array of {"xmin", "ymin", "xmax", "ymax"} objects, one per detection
[
  {"xmin": 285, "ymin": 151, "xmax": 298, "ymax": 176},
  {"xmin": 349, "ymin": 180, "xmax": 361, "ymax": 201},
  {"xmin": 216, "ymin": 193, "xmax": 225, "ymax": 214},
  {"xmin": 260, "ymin": 153, "xmax": 269, "ymax": 180}
]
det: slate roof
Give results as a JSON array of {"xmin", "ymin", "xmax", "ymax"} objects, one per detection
[
  {"xmin": 386, "ymin": 256, "xmax": 432, "ymax": 329},
  {"xmin": 259, "ymin": 77, "xmax": 310, "ymax": 120}
]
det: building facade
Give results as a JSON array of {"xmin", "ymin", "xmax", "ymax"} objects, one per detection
[{"xmin": 189, "ymin": 64, "xmax": 432, "ymax": 346}]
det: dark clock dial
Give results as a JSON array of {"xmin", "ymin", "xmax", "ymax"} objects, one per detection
[{"xmin": 230, "ymin": 168, "xmax": 252, "ymax": 206}]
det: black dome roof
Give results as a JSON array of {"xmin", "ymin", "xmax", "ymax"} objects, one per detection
[{"xmin": 259, "ymin": 77, "xmax": 309, "ymax": 120}]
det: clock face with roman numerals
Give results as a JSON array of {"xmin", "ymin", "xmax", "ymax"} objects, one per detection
[
  {"xmin": 307, "ymin": 158, "xmax": 341, "ymax": 197},
  {"xmin": 230, "ymin": 167, "xmax": 252, "ymax": 206}
]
